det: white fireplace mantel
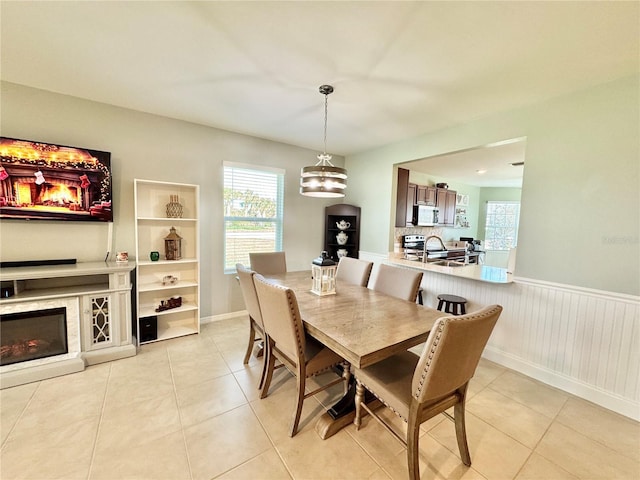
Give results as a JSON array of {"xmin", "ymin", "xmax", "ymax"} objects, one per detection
[{"xmin": 0, "ymin": 261, "xmax": 136, "ymax": 388}]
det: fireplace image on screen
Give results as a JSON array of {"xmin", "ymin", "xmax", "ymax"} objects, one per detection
[
  {"xmin": 0, "ymin": 307, "xmax": 68, "ymax": 366},
  {"xmin": 0, "ymin": 137, "xmax": 113, "ymax": 222}
]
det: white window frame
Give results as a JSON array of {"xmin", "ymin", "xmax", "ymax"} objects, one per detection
[
  {"xmin": 223, "ymin": 162, "xmax": 285, "ymax": 273},
  {"xmin": 484, "ymin": 201, "xmax": 520, "ymax": 251}
]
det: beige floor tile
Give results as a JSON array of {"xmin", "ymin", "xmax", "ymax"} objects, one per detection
[
  {"xmin": 233, "ymin": 362, "xmax": 268, "ymax": 402},
  {"xmin": 0, "ymin": 382, "xmax": 38, "ymax": 444},
  {"xmin": 95, "ymin": 393, "xmax": 182, "ymax": 451},
  {"xmin": 169, "ymin": 350, "xmax": 234, "ymax": 389},
  {"xmin": 1, "ymin": 415, "xmax": 99, "ymax": 480},
  {"xmin": 467, "ymin": 359, "xmax": 507, "ymax": 398},
  {"xmin": 346, "ymin": 413, "xmax": 407, "ymax": 478},
  {"xmin": 401, "ymin": 434, "xmax": 488, "ymax": 480},
  {"xmin": 89, "ymin": 429, "xmax": 191, "ymax": 480},
  {"xmin": 514, "ymin": 452, "xmax": 579, "ymax": 480},
  {"xmin": 176, "ymin": 372, "xmax": 248, "ymax": 427},
  {"xmin": 250, "ymin": 371, "xmax": 332, "ymax": 443},
  {"xmin": 9, "ymin": 364, "xmax": 108, "ymax": 439},
  {"xmin": 104, "ymin": 370, "xmax": 175, "ymax": 411},
  {"xmin": 9, "ymin": 385, "xmax": 105, "ymax": 438},
  {"xmin": 275, "ymin": 427, "xmax": 382, "ymax": 480},
  {"xmin": 554, "ymin": 397, "xmax": 640, "ymax": 461},
  {"xmin": 183, "ymin": 404, "xmax": 272, "ymax": 480},
  {"xmin": 535, "ymin": 422, "xmax": 640, "ymax": 479},
  {"xmin": 487, "ymin": 370, "xmax": 569, "ymax": 418},
  {"xmin": 466, "ymin": 388, "xmax": 553, "ymax": 448},
  {"xmin": 217, "ymin": 448, "xmax": 293, "ymax": 479},
  {"xmin": 218, "ymin": 344, "xmax": 261, "ymax": 373},
  {"xmin": 429, "ymin": 411, "xmax": 531, "ymax": 480}
]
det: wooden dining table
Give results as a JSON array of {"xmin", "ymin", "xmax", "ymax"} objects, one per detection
[{"xmin": 264, "ymin": 270, "xmax": 445, "ymax": 438}]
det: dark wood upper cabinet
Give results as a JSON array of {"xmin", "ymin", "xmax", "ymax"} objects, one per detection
[
  {"xmin": 436, "ymin": 188, "xmax": 457, "ymax": 226},
  {"xmin": 417, "ymin": 185, "xmax": 437, "ymax": 206},
  {"xmin": 395, "ymin": 168, "xmax": 411, "ymax": 227}
]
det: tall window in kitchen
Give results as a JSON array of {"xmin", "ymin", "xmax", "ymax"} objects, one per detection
[
  {"xmin": 484, "ymin": 201, "xmax": 520, "ymax": 250},
  {"xmin": 223, "ymin": 163, "xmax": 284, "ymax": 273}
]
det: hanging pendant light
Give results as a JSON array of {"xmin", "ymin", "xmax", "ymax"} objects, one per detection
[{"xmin": 300, "ymin": 85, "xmax": 347, "ymax": 197}]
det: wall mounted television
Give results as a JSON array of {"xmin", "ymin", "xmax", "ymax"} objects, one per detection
[{"xmin": 0, "ymin": 137, "xmax": 113, "ymax": 222}]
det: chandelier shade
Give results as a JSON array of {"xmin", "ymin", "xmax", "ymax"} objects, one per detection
[{"xmin": 300, "ymin": 85, "xmax": 347, "ymax": 197}]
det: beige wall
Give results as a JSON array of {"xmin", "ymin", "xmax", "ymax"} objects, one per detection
[
  {"xmin": 0, "ymin": 81, "xmax": 342, "ymax": 317},
  {"xmin": 344, "ymin": 75, "xmax": 640, "ymax": 296}
]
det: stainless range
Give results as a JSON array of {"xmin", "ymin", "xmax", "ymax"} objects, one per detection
[{"xmin": 401, "ymin": 234, "xmax": 448, "ymax": 262}]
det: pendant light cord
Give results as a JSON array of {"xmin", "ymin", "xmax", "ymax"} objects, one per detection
[{"xmin": 323, "ymin": 92, "xmax": 328, "ymax": 156}]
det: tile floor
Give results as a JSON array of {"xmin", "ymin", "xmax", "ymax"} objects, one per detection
[{"xmin": 1, "ymin": 317, "xmax": 639, "ymax": 480}]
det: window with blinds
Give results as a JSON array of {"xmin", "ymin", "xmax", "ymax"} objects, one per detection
[
  {"xmin": 484, "ymin": 201, "xmax": 520, "ymax": 251},
  {"xmin": 223, "ymin": 163, "xmax": 284, "ymax": 273}
]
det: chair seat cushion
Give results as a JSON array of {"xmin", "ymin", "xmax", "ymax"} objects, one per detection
[
  {"xmin": 352, "ymin": 350, "xmax": 419, "ymax": 421},
  {"xmin": 305, "ymin": 335, "xmax": 344, "ymax": 376}
]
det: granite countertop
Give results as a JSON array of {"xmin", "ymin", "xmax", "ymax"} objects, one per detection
[{"xmin": 388, "ymin": 253, "xmax": 512, "ymax": 284}]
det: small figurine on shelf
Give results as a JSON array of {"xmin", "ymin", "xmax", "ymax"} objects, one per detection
[{"xmin": 155, "ymin": 296, "xmax": 183, "ymax": 312}]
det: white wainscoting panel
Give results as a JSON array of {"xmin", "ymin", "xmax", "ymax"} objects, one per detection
[{"xmin": 360, "ymin": 251, "xmax": 640, "ymax": 420}]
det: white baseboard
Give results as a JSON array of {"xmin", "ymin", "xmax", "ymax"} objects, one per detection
[
  {"xmin": 484, "ymin": 346, "xmax": 640, "ymax": 421},
  {"xmin": 201, "ymin": 310, "xmax": 247, "ymax": 324}
]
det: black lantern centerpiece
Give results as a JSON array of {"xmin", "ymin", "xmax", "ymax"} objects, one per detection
[{"xmin": 164, "ymin": 226, "xmax": 182, "ymax": 260}]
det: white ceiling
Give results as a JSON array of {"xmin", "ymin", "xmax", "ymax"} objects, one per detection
[
  {"xmin": 403, "ymin": 138, "xmax": 527, "ymax": 188},
  {"xmin": 1, "ymin": 1, "xmax": 638, "ymax": 158}
]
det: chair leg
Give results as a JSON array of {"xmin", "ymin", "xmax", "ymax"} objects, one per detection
[
  {"xmin": 354, "ymin": 381, "xmax": 365, "ymax": 430},
  {"xmin": 407, "ymin": 416, "xmax": 421, "ymax": 480},
  {"xmin": 289, "ymin": 365, "xmax": 306, "ymax": 437},
  {"xmin": 454, "ymin": 400, "xmax": 471, "ymax": 466},
  {"xmin": 258, "ymin": 336, "xmax": 269, "ymax": 390},
  {"xmin": 243, "ymin": 318, "xmax": 256, "ymax": 364},
  {"xmin": 259, "ymin": 339, "xmax": 276, "ymax": 399}
]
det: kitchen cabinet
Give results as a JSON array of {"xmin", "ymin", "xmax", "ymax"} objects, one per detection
[
  {"xmin": 395, "ymin": 168, "xmax": 412, "ymax": 227},
  {"xmin": 324, "ymin": 203, "xmax": 361, "ymax": 260},
  {"xmin": 407, "ymin": 183, "xmax": 417, "ymax": 225},
  {"xmin": 134, "ymin": 179, "xmax": 200, "ymax": 344},
  {"xmin": 436, "ymin": 188, "xmax": 457, "ymax": 226},
  {"xmin": 416, "ymin": 185, "xmax": 436, "ymax": 206}
]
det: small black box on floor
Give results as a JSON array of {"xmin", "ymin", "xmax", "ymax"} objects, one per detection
[{"xmin": 139, "ymin": 316, "xmax": 158, "ymax": 343}]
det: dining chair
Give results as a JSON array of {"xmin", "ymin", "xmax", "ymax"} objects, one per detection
[
  {"xmin": 336, "ymin": 257, "xmax": 374, "ymax": 287},
  {"xmin": 352, "ymin": 304, "xmax": 503, "ymax": 480},
  {"xmin": 235, "ymin": 264, "xmax": 269, "ymax": 389},
  {"xmin": 371, "ymin": 263, "xmax": 423, "ymax": 302},
  {"xmin": 249, "ymin": 251, "xmax": 287, "ymax": 275},
  {"xmin": 253, "ymin": 273, "xmax": 349, "ymax": 437}
]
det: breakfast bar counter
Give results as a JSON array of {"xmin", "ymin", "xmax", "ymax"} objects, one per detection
[{"xmin": 387, "ymin": 253, "xmax": 513, "ymax": 284}]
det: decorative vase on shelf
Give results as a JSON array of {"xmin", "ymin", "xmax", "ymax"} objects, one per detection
[
  {"xmin": 336, "ymin": 231, "xmax": 348, "ymax": 245},
  {"xmin": 166, "ymin": 195, "xmax": 183, "ymax": 218}
]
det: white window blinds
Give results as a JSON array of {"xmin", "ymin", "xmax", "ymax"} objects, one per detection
[{"xmin": 223, "ymin": 163, "xmax": 284, "ymax": 273}]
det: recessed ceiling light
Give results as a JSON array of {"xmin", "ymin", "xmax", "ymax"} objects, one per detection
[{"xmin": 476, "ymin": 169, "xmax": 487, "ymax": 174}]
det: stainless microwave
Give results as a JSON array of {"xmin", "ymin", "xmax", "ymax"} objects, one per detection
[{"xmin": 413, "ymin": 205, "xmax": 439, "ymax": 226}]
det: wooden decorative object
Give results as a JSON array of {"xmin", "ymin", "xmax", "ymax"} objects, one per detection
[{"xmin": 164, "ymin": 226, "xmax": 182, "ymax": 260}]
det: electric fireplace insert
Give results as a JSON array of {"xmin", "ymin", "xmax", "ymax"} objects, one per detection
[{"xmin": 0, "ymin": 307, "xmax": 68, "ymax": 366}]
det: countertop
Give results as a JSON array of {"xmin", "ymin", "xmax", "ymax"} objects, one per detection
[{"xmin": 388, "ymin": 253, "xmax": 512, "ymax": 284}]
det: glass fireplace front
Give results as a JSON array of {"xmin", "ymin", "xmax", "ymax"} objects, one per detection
[{"xmin": 0, "ymin": 307, "xmax": 68, "ymax": 366}]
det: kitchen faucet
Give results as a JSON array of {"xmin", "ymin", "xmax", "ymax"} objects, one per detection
[
  {"xmin": 422, "ymin": 235, "xmax": 447, "ymax": 263},
  {"xmin": 425, "ymin": 235, "xmax": 446, "ymax": 251}
]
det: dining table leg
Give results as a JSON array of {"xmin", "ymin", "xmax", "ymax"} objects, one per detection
[{"xmin": 315, "ymin": 364, "xmax": 379, "ymax": 440}]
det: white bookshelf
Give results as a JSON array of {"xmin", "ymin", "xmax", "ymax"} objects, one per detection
[{"xmin": 134, "ymin": 179, "xmax": 200, "ymax": 344}]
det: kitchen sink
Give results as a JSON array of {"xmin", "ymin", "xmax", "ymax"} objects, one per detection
[{"xmin": 428, "ymin": 260, "xmax": 468, "ymax": 267}]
